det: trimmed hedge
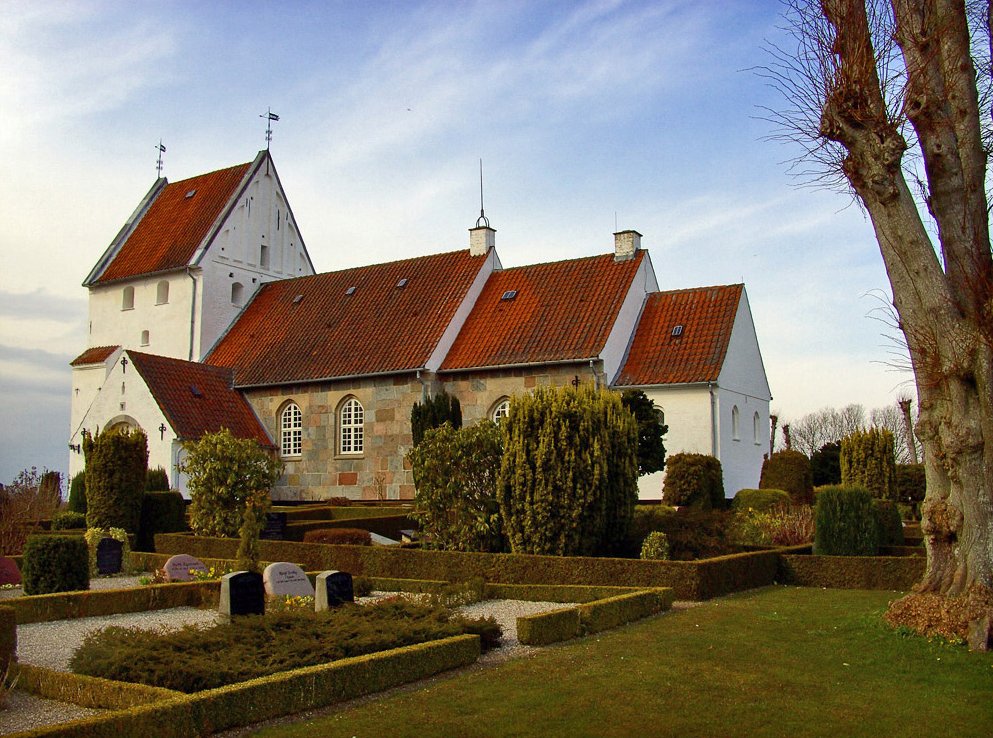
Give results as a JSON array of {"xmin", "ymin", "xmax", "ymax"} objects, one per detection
[
  {"xmin": 484, "ymin": 583, "xmax": 645, "ymax": 604},
  {"xmin": 303, "ymin": 528, "xmax": 373, "ymax": 546},
  {"xmin": 270, "ymin": 506, "xmax": 411, "ymax": 522},
  {"xmin": 137, "ymin": 491, "xmax": 188, "ymax": 552},
  {"xmin": 13, "ymin": 662, "xmax": 181, "ymax": 709},
  {"xmin": 778, "ymin": 553, "xmax": 924, "ymax": 590},
  {"xmin": 517, "ymin": 607, "xmax": 581, "ymax": 645},
  {"xmin": 578, "ymin": 588, "xmax": 674, "ymax": 634},
  {"xmin": 731, "ymin": 489, "xmax": 791, "ymax": 512},
  {"xmin": 284, "ymin": 515, "xmax": 414, "ymax": 542},
  {"xmin": 51, "ymin": 511, "xmax": 88, "ymax": 530},
  {"xmin": 1, "ymin": 604, "xmax": 14, "ymax": 673},
  {"xmin": 4, "ymin": 581, "xmax": 219, "ymax": 624},
  {"xmin": 21, "ymin": 535, "xmax": 89, "ymax": 595},
  {"xmin": 154, "ymin": 533, "xmax": 781, "ymax": 601},
  {"xmin": 6, "ymin": 635, "xmax": 479, "ymax": 738}
]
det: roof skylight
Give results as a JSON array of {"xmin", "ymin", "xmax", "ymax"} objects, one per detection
[
  {"xmin": 345, "ymin": 286, "xmax": 357, "ymax": 296},
  {"xmin": 671, "ymin": 325, "xmax": 684, "ymax": 337},
  {"xmin": 501, "ymin": 290, "xmax": 518, "ymax": 301}
]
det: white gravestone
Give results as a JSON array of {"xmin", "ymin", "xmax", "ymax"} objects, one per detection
[{"xmin": 263, "ymin": 562, "xmax": 315, "ymax": 598}]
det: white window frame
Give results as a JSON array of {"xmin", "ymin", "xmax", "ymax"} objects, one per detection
[
  {"xmin": 339, "ymin": 397, "xmax": 364, "ymax": 454},
  {"xmin": 280, "ymin": 402, "xmax": 302, "ymax": 457},
  {"xmin": 492, "ymin": 398, "xmax": 511, "ymax": 423}
]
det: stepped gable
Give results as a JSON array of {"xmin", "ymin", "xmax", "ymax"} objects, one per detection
[
  {"xmin": 128, "ymin": 351, "xmax": 271, "ymax": 445},
  {"xmin": 440, "ymin": 251, "xmax": 644, "ymax": 371},
  {"xmin": 207, "ymin": 250, "xmax": 488, "ymax": 387},
  {"xmin": 615, "ymin": 284, "xmax": 743, "ymax": 386},
  {"xmin": 95, "ymin": 161, "xmax": 251, "ymax": 284}
]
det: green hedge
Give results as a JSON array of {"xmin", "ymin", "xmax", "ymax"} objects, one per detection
[
  {"xmin": 517, "ymin": 607, "xmax": 581, "ymax": 645},
  {"xmin": 284, "ymin": 515, "xmax": 414, "ymax": 541},
  {"xmin": 778, "ymin": 553, "xmax": 924, "ymax": 590},
  {"xmin": 578, "ymin": 588, "xmax": 674, "ymax": 634},
  {"xmin": 271, "ymin": 505, "xmax": 411, "ymax": 522},
  {"xmin": 1, "ymin": 605, "xmax": 14, "ymax": 673},
  {"xmin": 484, "ymin": 583, "xmax": 645, "ymax": 604},
  {"xmin": 6, "ymin": 635, "xmax": 479, "ymax": 738},
  {"xmin": 13, "ymin": 662, "xmax": 181, "ymax": 709},
  {"xmin": 137, "ymin": 491, "xmax": 188, "ymax": 552},
  {"xmin": 154, "ymin": 533, "xmax": 782, "ymax": 601},
  {"xmin": 21, "ymin": 535, "xmax": 89, "ymax": 595},
  {"xmin": 4, "ymin": 581, "xmax": 218, "ymax": 624}
]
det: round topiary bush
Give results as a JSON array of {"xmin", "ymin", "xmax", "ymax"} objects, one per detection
[
  {"xmin": 640, "ymin": 531, "xmax": 670, "ymax": 560},
  {"xmin": 663, "ymin": 453, "xmax": 724, "ymax": 509},
  {"xmin": 759, "ymin": 450, "xmax": 814, "ymax": 505},
  {"xmin": 814, "ymin": 485, "xmax": 879, "ymax": 556},
  {"xmin": 731, "ymin": 488, "xmax": 791, "ymax": 512},
  {"xmin": 20, "ymin": 535, "xmax": 89, "ymax": 595}
]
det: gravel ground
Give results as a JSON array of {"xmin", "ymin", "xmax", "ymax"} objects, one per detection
[{"xmin": 2, "ymin": 589, "xmax": 575, "ymax": 735}]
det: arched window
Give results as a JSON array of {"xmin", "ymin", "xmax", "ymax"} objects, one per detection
[
  {"xmin": 339, "ymin": 397, "xmax": 364, "ymax": 454},
  {"xmin": 280, "ymin": 402, "xmax": 302, "ymax": 457},
  {"xmin": 140, "ymin": 329, "xmax": 150, "ymax": 346},
  {"xmin": 156, "ymin": 280, "xmax": 169, "ymax": 305},
  {"xmin": 732, "ymin": 405, "xmax": 740, "ymax": 441},
  {"xmin": 491, "ymin": 397, "xmax": 511, "ymax": 423},
  {"xmin": 753, "ymin": 412, "xmax": 761, "ymax": 445},
  {"xmin": 231, "ymin": 282, "xmax": 245, "ymax": 305},
  {"xmin": 122, "ymin": 286, "xmax": 135, "ymax": 310}
]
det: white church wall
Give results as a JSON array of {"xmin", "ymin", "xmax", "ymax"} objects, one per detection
[{"xmin": 602, "ymin": 253, "xmax": 659, "ymax": 383}]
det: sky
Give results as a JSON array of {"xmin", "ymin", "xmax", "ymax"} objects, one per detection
[{"xmin": 0, "ymin": 0, "xmax": 918, "ymax": 486}]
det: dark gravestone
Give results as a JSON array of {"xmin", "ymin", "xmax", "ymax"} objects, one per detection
[
  {"xmin": 315, "ymin": 570, "xmax": 354, "ymax": 611},
  {"xmin": 260, "ymin": 512, "xmax": 287, "ymax": 540},
  {"xmin": 219, "ymin": 571, "xmax": 265, "ymax": 621},
  {"xmin": 0, "ymin": 556, "xmax": 21, "ymax": 586},
  {"xmin": 96, "ymin": 538, "xmax": 123, "ymax": 575}
]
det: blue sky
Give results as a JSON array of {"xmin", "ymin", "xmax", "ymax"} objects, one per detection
[{"xmin": 0, "ymin": 0, "xmax": 915, "ymax": 485}]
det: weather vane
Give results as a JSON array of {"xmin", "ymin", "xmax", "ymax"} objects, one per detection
[
  {"xmin": 476, "ymin": 158, "xmax": 489, "ymax": 228},
  {"xmin": 260, "ymin": 107, "xmax": 279, "ymax": 150},
  {"xmin": 155, "ymin": 140, "xmax": 166, "ymax": 178}
]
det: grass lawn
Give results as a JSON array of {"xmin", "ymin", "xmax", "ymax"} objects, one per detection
[{"xmin": 250, "ymin": 586, "xmax": 993, "ymax": 738}]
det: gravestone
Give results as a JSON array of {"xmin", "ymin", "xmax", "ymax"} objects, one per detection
[
  {"xmin": 163, "ymin": 554, "xmax": 208, "ymax": 582},
  {"xmin": 219, "ymin": 571, "xmax": 265, "ymax": 620},
  {"xmin": 260, "ymin": 512, "xmax": 288, "ymax": 540},
  {"xmin": 96, "ymin": 538, "xmax": 123, "ymax": 575},
  {"xmin": 263, "ymin": 562, "xmax": 314, "ymax": 598},
  {"xmin": 315, "ymin": 570, "xmax": 354, "ymax": 611},
  {"xmin": 0, "ymin": 556, "xmax": 21, "ymax": 586}
]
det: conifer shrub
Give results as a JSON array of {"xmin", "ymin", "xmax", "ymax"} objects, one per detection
[
  {"xmin": 895, "ymin": 463, "xmax": 925, "ymax": 510},
  {"xmin": 303, "ymin": 528, "xmax": 374, "ymax": 546},
  {"xmin": 410, "ymin": 390, "xmax": 462, "ymax": 447},
  {"xmin": 810, "ymin": 441, "xmax": 842, "ymax": 486},
  {"xmin": 82, "ymin": 427, "xmax": 148, "ymax": 533},
  {"xmin": 873, "ymin": 500, "xmax": 905, "ymax": 546},
  {"xmin": 51, "ymin": 511, "xmax": 87, "ymax": 530},
  {"xmin": 145, "ymin": 467, "xmax": 170, "ymax": 492},
  {"xmin": 67, "ymin": 471, "xmax": 87, "ymax": 514},
  {"xmin": 408, "ymin": 420, "xmax": 504, "ymax": 552},
  {"xmin": 840, "ymin": 428, "xmax": 897, "ymax": 501},
  {"xmin": 20, "ymin": 535, "xmax": 89, "ymax": 595},
  {"xmin": 497, "ymin": 384, "xmax": 638, "ymax": 557},
  {"xmin": 814, "ymin": 486, "xmax": 880, "ymax": 556},
  {"xmin": 662, "ymin": 453, "xmax": 724, "ymax": 509},
  {"xmin": 137, "ymin": 490, "xmax": 188, "ymax": 551},
  {"xmin": 731, "ymin": 488, "xmax": 791, "ymax": 512},
  {"xmin": 759, "ymin": 450, "xmax": 814, "ymax": 505}
]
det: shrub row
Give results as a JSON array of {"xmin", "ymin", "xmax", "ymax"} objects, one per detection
[
  {"xmin": 302, "ymin": 528, "xmax": 372, "ymax": 546},
  {"xmin": 271, "ymin": 505, "xmax": 411, "ymax": 522},
  {"xmin": 154, "ymin": 533, "xmax": 782, "ymax": 601},
  {"xmin": 284, "ymin": 515, "xmax": 414, "ymax": 542},
  {"xmin": 4, "ymin": 581, "xmax": 219, "ymax": 624},
  {"xmin": 517, "ymin": 588, "xmax": 673, "ymax": 646},
  {"xmin": 13, "ymin": 662, "xmax": 180, "ymax": 710},
  {"xmin": 9, "ymin": 636, "xmax": 479, "ymax": 738},
  {"xmin": 778, "ymin": 553, "xmax": 924, "ymax": 590}
]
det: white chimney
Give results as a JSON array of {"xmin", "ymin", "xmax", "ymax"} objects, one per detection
[
  {"xmin": 469, "ymin": 225, "xmax": 496, "ymax": 256},
  {"xmin": 613, "ymin": 230, "xmax": 641, "ymax": 261}
]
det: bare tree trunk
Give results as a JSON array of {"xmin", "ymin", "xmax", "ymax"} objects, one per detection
[
  {"xmin": 770, "ymin": 414, "xmax": 779, "ymax": 455},
  {"xmin": 898, "ymin": 398, "xmax": 919, "ymax": 464}
]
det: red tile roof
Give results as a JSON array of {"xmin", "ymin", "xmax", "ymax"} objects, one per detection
[
  {"xmin": 70, "ymin": 345, "xmax": 119, "ymax": 366},
  {"xmin": 94, "ymin": 162, "xmax": 252, "ymax": 284},
  {"xmin": 207, "ymin": 250, "xmax": 489, "ymax": 386},
  {"xmin": 614, "ymin": 284, "xmax": 743, "ymax": 386},
  {"xmin": 440, "ymin": 252, "xmax": 644, "ymax": 371},
  {"xmin": 128, "ymin": 351, "xmax": 272, "ymax": 445}
]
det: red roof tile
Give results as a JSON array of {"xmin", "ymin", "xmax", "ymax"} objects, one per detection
[
  {"xmin": 614, "ymin": 284, "xmax": 743, "ymax": 386},
  {"xmin": 440, "ymin": 252, "xmax": 644, "ymax": 371},
  {"xmin": 95, "ymin": 162, "xmax": 251, "ymax": 283},
  {"xmin": 207, "ymin": 250, "xmax": 488, "ymax": 386},
  {"xmin": 128, "ymin": 351, "xmax": 271, "ymax": 445},
  {"xmin": 70, "ymin": 345, "xmax": 119, "ymax": 366}
]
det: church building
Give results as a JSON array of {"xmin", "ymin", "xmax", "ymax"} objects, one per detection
[{"xmin": 69, "ymin": 152, "xmax": 772, "ymax": 502}]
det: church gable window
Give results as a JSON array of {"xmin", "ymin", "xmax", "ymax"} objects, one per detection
[
  {"xmin": 122, "ymin": 286, "xmax": 135, "ymax": 310},
  {"xmin": 732, "ymin": 405, "xmax": 740, "ymax": 441},
  {"xmin": 231, "ymin": 282, "xmax": 245, "ymax": 306},
  {"xmin": 280, "ymin": 402, "xmax": 302, "ymax": 457},
  {"xmin": 156, "ymin": 280, "xmax": 169, "ymax": 305},
  {"xmin": 339, "ymin": 397, "xmax": 364, "ymax": 455}
]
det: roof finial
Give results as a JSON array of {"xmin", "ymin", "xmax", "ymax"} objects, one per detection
[
  {"xmin": 260, "ymin": 107, "xmax": 279, "ymax": 150},
  {"xmin": 155, "ymin": 140, "xmax": 166, "ymax": 178},
  {"xmin": 476, "ymin": 158, "xmax": 489, "ymax": 228}
]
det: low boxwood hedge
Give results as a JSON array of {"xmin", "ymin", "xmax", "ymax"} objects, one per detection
[
  {"xmin": 13, "ymin": 662, "xmax": 181, "ymax": 709},
  {"xmin": 284, "ymin": 515, "xmax": 414, "ymax": 542},
  {"xmin": 778, "ymin": 553, "xmax": 924, "ymax": 590},
  {"xmin": 517, "ymin": 607, "xmax": 580, "ymax": 646},
  {"xmin": 578, "ymin": 589, "xmax": 674, "ymax": 634}
]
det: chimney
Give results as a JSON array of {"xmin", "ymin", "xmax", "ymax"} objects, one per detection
[
  {"xmin": 469, "ymin": 225, "xmax": 496, "ymax": 256},
  {"xmin": 613, "ymin": 230, "xmax": 641, "ymax": 261}
]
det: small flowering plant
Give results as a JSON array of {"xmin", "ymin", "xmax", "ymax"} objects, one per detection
[
  {"xmin": 190, "ymin": 565, "xmax": 232, "ymax": 582},
  {"xmin": 267, "ymin": 594, "xmax": 315, "ymax": 613}
]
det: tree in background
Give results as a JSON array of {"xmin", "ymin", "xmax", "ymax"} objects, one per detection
[
  {"xmin": 810, "ymin": 441, "xmax": 842, "ymax": 487},
  {"xmin": 497, "ymin": 384, "xmax": 638, "ymax": 557},
  {"xmin": 620, "ymin": 390, "xmax": 668, "ymax": 476},
  {"xmin": 408, "ymin": 420, "xmax": 505, "ymax": 552},
  {"xmin": 181, "ymin": 428, "xmax": 282, "ymax": 538},
  {"xmin": 0, "ymin": 468, "xmax": 62, "ymax": 555},
  {"xmin": 82, "ymin": 428, "xmax": 148, "ymax": 533},
  {"xmin": 410, "ymin": 390, "xmax": 462, "ymax": 447},
  {"xmin": 767, "ymin": 1, "xmax": 993, "ymax": 607},
  {"xmin": 785, "ymin": 404, "xmax": 867, "ymax": 457},
  {"xmin": 841, "ymin": 428, "xmax": 898, "ymax": 501}
]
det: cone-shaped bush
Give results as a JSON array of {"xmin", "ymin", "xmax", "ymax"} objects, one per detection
[
  {"xmin": 814, "ymin": 485, "xmax": 879, "ymax": 556},
  {"xmin": 67, "ymin": 471, "xmax": 87, "ymax": 514},
  {"xmin": 840, "ymin": 428, "xmax": 897, "ymax": 501},
  {"xmin": 82, "ymin": 428, "xmax": 148, "ymax": 533}
]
